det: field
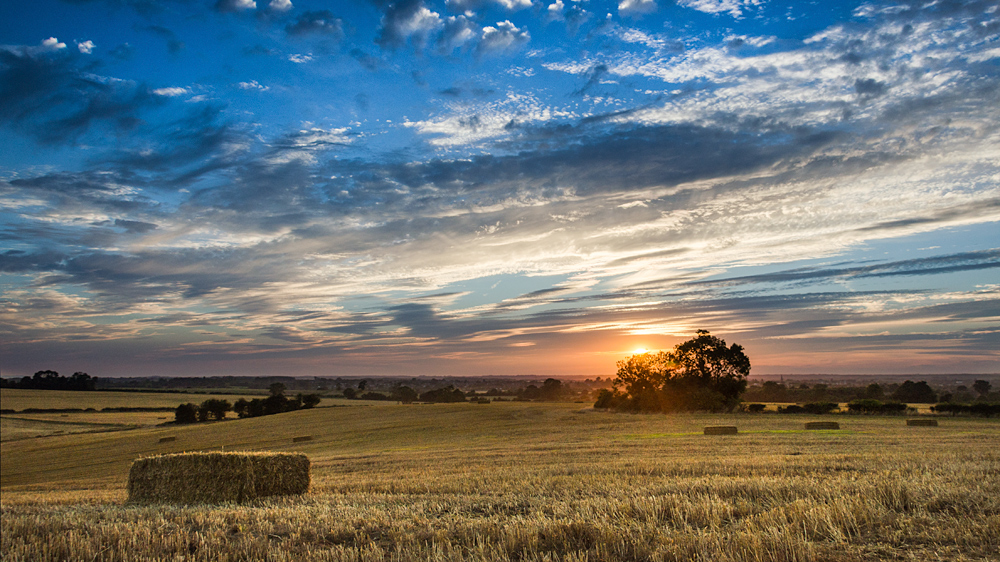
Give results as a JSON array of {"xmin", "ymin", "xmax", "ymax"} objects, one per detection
[
  {"xmin": 1, "ymin": 399, "xmax": 998, "ymax": 561},
  {"xmin": 0, "ymin": 389, "xmax": 271, "ymax": 442},
  {"xmin": 0, "ymin": 388, "xmax": 268, "ymax": 411}
]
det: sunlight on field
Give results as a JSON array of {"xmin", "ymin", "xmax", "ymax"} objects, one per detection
[
  {"xmin": 0, "ymin": 389, "xmax": 267, "ymax": 411},
  {"xmin": 2, "ymin": 402, "xmax": 999, "ymax": 561}
]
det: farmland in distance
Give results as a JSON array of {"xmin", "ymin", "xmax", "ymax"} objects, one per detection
[{"xmin": 2, "ymin": 400, "xmax": 998, "ymax": 561}]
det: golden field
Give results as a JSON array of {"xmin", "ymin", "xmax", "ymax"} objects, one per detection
[
  {"xmin": 0, "ymin": 388, "xmax": 267, "ymax": 411},
  {"xmin": 1, "ymin": 399, "xmax": 998, "ymax": 561}
]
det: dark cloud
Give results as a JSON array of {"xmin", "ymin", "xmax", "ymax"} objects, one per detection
[
  {"xmin": 438, "ymin": 14, "xmax": 478, "ymax": 54},
  {"xmin": 214, "ymin": 0, "xmax": 255, "ymax": 13},
  {"xmin": 857, "ymin": 198, "xmax": 1000, "ymax": 232},
  {"xmin": 104, "ymin": 104, "xmax": 244, "ymax": 186},
  {"xmin": 350, "ymin": 48, "xmax": 379, "ymax": 70},
  {"xmin": 854, "ymin": 78, "xmax": 887, "ymax": 98},
  {"xmin": 140, "ymin": 25, "xmax": 185, "ymax": 54},
  {"xmin": 113, "ymin": 219, "xmax": 158, "ymax": 234},
  {"xmin": 0, "ymin": 49, "xmax": 163, "ymax": 146},
  {"xmin": 693, "ymin": 250, "xmax": 1000, "ymax": 288},
  {"xmin": 0, "ymin": 250, "xmax": 68, "ymax": 273},
  {"xmin": 376, "ymin": 0, "xmax": 441, "ymax": 51},
  {"xmin": 572, "ymin": 63, "xmax": 608, "ymax": 96},
  {"xmin": 324, "ymin": 123, "xmax": 840, "ymax": 205},
  {"xmin": 286, "ymin": 10, "xmax": 344, "ymax": 37}
]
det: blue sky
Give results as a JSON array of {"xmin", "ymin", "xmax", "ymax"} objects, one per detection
[{"xmin": 1, "ymin": 0, "xmax": 998, "ymax": 378}]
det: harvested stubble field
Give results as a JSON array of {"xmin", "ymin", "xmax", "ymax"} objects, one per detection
[
  {"xmin": 0, "ymin": 388, "xmax": 267, "ymax": 411},
  {"xmin": 1, "ymin": 401, "xmax": 998, "ymax": 561}
]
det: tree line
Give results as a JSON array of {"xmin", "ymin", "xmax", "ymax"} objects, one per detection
[
  {"xmin": 1, "ymin": 370, "xmax": 97, "ymax": 391},
  {"xmin": 174, "ymin": 383, "xmax": 321, "ymax": 423},
  {"xmin": 338, "ymin": 379, "xmax": 568, "ymax": 403}
]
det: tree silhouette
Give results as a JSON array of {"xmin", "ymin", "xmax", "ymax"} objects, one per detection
[
  {"xmin": 175, "ymin": 403, "xmax": 198, "ymax": 424},
  {"xmin": 596, "ymin": 330, "xmax": 750, "ymax": 412},
  {"xmin": 973, "ymin": 380, "xmax": 991, "ymax": 397}
]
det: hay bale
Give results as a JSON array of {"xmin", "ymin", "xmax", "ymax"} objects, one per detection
[
  {"xmin": 704, "ymin": 426, "xmax": 738, "ymax": 435},
  {"xmin": 292, "ymin": 435, "xmax": 313, "ymax": 443},
  {"xmin": 127, "ymin": 452, "xmax": 309, "ymax": 504},
  {"xmin": 804, "ymin": 421, "xmax": 840, "ymax": 430},
  {"xmin": 158, "ymin": 436, "xmax": 177, "ymax": 443},
  {"xmin": 907, "ymin": 419, "xmax": 938, "ymax": 427}
]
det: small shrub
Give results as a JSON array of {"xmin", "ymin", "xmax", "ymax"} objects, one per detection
[
  {"xmin": 847, "ymin": 399, "xmax": 909, "ymax": 414},
  {"xmin": 778, "ymin": 405, "xmax": 805, "ymax": 414},
  {"xmin": 802, "ymin": 402, "xmax": 838, "ymax": 414},
  {"xmin": 746, "ymin": 403, "xmax": 766, "ymax": 413}
]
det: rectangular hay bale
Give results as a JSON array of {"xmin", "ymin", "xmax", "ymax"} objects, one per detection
[
  {"xmin": 704, "ymin": 426, "xmax": 738, "ymax": 435},
  {"xmin": 127, "ymin": 452, "xmax": 310, "ymax": 504},
  {"xmin": 158, "ymin": 436, "xmax": 177, "ymax": 443},
  {"xmin": 804, "ymin": 421, "xmax": 840, "ymax": 430},
  {"xmin": 292, "ymin": 435, "xmax": 313, "ymax": 443},
  {"xmin": 907, "ymin": 419, "xmax": 938, "ymax": 426}
]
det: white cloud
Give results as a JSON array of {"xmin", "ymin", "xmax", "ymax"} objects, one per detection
[
  {"xmin": 439, "ymin": 15, "xmax": 478, "ymax": 53},
  {"xmin": 152, "ymin": 87, "xmax": 190, "ymax": 97},
  {"xmin": 479, "ymin": 20, "xmax": 530, "ymax": 55},
  {"xmin": 268, "ymin": 0, "xmax": 292, "ymax": 11},
  {"xmin": 678, "ymin": 0, "xmax": 761, "ymax": 18},
  {"xmin": 494, "ymin": 0, "xmax": 533, "ymax": 10},
  {"xmin": 404, "ymin": 91, "xmax": 573, "ymax": 147},
  {"xmin": 77, "ymin": 40, "xmax": 95, "ymax": 54},
  {"xmin": 232, "ymin": 0, "xmax": 256, "ymax": 9},
  {"xmin": 288, "ymin": 53, "xmax": 313, "ymax": 63},
  {"xmin": 547, "ymin": 0, "xmax": 565, "ymax": 20},
  {"xmin": 619, "ymin": 28, "xmax": 668, "ymax": 49},
  {"xmin": 403, "ymin": 7, "xmax": 443, "ymax": 37},
  {"xmin": 40, "ymin": 37, "xmax": 66, "ymax": 51},
  {"xmin": 618, "ymin": 0, "xmax": 657, "ymax": 16},
  {"xmin": 238, "ymin": 80, "xmax": 269, "ymax": 91}
]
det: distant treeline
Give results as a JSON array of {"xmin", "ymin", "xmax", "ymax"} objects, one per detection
[
  {"xmin": 0, "ymin": 406, "xmax": 174, "ymax": 414},
  {"xmin": 1, "ymin": 371, "xmax": 97, "ymax": 391},
  {"xmin": 174, "ymin": 384, "xmax": 321, "ymax": 423},
  {"xmin": 743, "ymin": 379, "xmax": 996, "ymax": 404},
  {"xmin": 742, "ymin": 399, "xmax": 998, "ymax": 417},
  {"xmin": 342, "ymin": 380, "xmax": 569, "ymax": 403},
  {"xmin": 931, "ymin": 402, "xmax": 1000, "ymax": 416}
]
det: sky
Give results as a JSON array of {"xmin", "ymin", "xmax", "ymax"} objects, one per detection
[{"xmin": 0, "ymin": 0, "xmax": 998, "ymax": 379}]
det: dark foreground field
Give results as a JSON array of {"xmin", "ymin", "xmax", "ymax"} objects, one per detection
[{"xmin": 2, "ymin": 399, "xmax": 998, "ymax": 561}]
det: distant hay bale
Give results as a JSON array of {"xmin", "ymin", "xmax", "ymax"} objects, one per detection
[
  {"xmin": 292, "ymin": 435, "xmax": 313, "ymax": 443},
  {"xmin": 907, "ymin": 419, "xmax": 938, "ymax": 427},
  {"xmin": 158, "ymin": 436, "xmax": 177, "ymax": 443},
  {"xmin": 704, "ymin": 426, "xmax": 738, "ymax": 435},
  {"xmin": 804, "ymin": 421, "xmax": 840, "ymax": 430},
  {"xmin": 127, "ymin": 452, "xmax": 309, "ymax": 504}
]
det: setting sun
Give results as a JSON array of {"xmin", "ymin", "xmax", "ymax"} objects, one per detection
[{"xmin": 633, "ymin": 348, "xmax": 649, "ymax": 354}]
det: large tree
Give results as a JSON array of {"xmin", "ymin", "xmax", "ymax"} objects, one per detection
[{"xmin": 596, "ymin": 330, "xmax": 751, "ymax": 412}]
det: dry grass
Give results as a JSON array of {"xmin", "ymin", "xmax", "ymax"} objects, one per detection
[
  {"xmin": 127, "ymin": 452, "xmax": 310, "ymax": 504},
  {"xmin": 0, "ymin": 388, "xmax": 265, "ymax": 411},
  {"xmin": 2, "ymin": 402, "xmax": 999, "ymax": 561}
]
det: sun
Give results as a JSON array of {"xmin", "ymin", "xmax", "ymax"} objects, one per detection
[{"xmin": 633, "ymin": 347, "xmax": 649, "ymax": 354}]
